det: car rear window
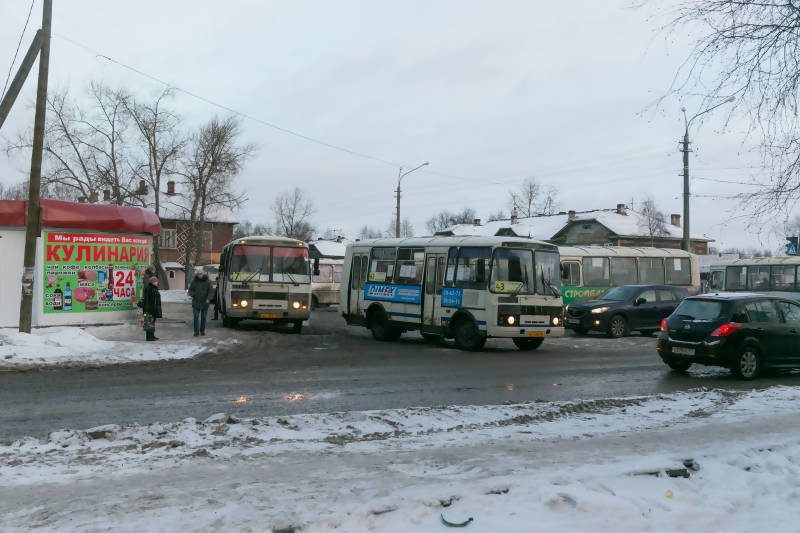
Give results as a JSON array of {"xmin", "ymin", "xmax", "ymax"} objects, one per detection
[{"xmin": 673, "ymin": 299, "xmax": 724, "ymax": 320}]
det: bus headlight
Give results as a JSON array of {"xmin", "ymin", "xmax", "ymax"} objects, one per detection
[
  {"xmin": 292, "ymin": 301, "xmax": 301, "ymax": 310},
  {"xmin": 552, "ymin": 316, "xmax": 560, "ymax": 326},
  {"xmin": 240, "ymin": 299, "xmax": 249, "ymax": 308},
  {"xmin": 507, "ymin": 315, "xmax": 516, "ymax": 325}
]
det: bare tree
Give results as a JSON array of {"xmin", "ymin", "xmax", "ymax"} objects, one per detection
[
  {"xmin": 487, "ymin": 209, "xmax": 506, "ymax": 222},
  {"xmin": 272, "ymin": 187, "xmax": 315, "ymax": 241},
  {"xmin": 358, "ymin": 225, "xmax": 382, "ymax": 239},
  {"xmin": 508, "ymin": 178, "xmax": 558, "ymax": 217},
  {"xmin": 177, "ymin": 116, "xmax": 251, "ymax": 286},
  {"xmin": 385, "ymin": 217, "xmax": 414, "ymax": 238},
  {"xmin": 638, "ymin": 197, "xmax": 668, "ymax": 247},
  {"xmin": 666, "ymin": 1, "xmax": 800, "ymax": 219},
  {"xmin": 425, "ymin": 207, "xmax": 477, "ymax": 234},
  {"xmin": 121, "ymin": 88, "xmax": 185, "ymax": 284},
  {"xmin": 0, "ymin": 180, "xmax": 28, "ymax": 200},
  {"xmin": 233, "ymin": 220, "xmax": 272, "ymax": 240}
]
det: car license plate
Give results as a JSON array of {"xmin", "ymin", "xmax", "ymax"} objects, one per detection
[
  {"xmin": 673, "ymin": 346, "xmax": 694, "ymax": 356},
  {"xmin": 526, "ymin": 331, "xmax": 544, "ymax": 338},
  {"xmin": 566, "ymin": 318, "xmax": 580, "ymax": 325},
  {"xmin": 260, "ymin": 313, "xmax": 280, "ymax": 319}
]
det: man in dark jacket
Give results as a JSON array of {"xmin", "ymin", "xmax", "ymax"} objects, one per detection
[
  {"xmin": 188, "ymin": 271, "xmax": 213, "ymax": 336},
  {"xmin": 141, "ymin": 276, "xmax": 162, "ymax": 341}
]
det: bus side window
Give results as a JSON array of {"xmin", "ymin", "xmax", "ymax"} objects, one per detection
[
  {"xmin": 359, "ymin": 255, "xmax": 369, "ymax": 289},
  {"xmin": 436, "ymin": 257, "xmax": 445, "ymax": 295},
  {"xmin": 445, "ymin": 248, "xmax": 458, "ymax": 286},
  {"xmin": 351, "ymin": 256, "xmax": 362, "ymax": 289},
  {"xmin": 561, "ymin": 262, "xmax": 580, "ymax": 286}
]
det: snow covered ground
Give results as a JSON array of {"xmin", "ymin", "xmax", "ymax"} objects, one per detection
[
  {"xmin": 159, "ymin": 289, "xmax": 192, "ymax": 303},
  {"xmin": 1, "ymin": 386, "xmax": 799, "ymax": 531},
  {"xmin": 0, "ymin": 325, "xmax": 213, "ymax": 369}
]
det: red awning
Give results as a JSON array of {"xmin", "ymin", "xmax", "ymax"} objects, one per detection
[{"xmin": 0, "ymin": 199, "xmax": 161, "ymax": 235}]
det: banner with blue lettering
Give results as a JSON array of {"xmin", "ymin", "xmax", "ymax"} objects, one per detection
[
  {"xmin": 364, "ymin": 284, "xmax": 422, "ymax": 304},
  {"xmin": 441, "ymin": 287, "xmax": 463, "ymax": 307}
]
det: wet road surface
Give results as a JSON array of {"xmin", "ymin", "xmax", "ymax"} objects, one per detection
[{"xmin": 2, "ymin": 307, "xmax": 798, "ymax": 442}]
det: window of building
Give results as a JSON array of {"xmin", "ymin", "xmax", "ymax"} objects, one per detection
[{"xmin": 160, "ymin": 228, "xmax": 177, "ymax": 249}]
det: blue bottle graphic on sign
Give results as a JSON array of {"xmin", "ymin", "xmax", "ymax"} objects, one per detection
[{"xmin": 64, "ymin": 282, "xmax": 73, "ymax": 311}]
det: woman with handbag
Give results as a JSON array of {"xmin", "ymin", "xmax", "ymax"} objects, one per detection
[{"xmin": 141, "ymin": 276, "xmax": 162, "ymax": 341}]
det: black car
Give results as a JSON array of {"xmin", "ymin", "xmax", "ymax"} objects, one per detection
[
  {"xmin": 657, "ymin": 292, "xmax": 800, "ymax": 379},
  {"xmin": 565, "ymin": 285, "xmax": 689, "ymax": 338}
]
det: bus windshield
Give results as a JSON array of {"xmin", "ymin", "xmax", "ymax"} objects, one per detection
[
  {"xmin": 273, "ymin": 247, "xmax": 310, "ymax": 283},
  {"xmin": 490, "ymin": 249, "xmax": 533, "ymax": 293},
  {"xmin": 230, "ymin": 245, "xmax": 270, "ymax": 282}
]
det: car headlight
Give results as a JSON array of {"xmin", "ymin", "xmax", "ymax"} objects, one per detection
[
  {"xmin": 590, "ymin": 306, "xmax": 608, "ymax": 314},
  {"xmin": 240, "ymin": 299, "xmax": 249, "ymax": 308}
]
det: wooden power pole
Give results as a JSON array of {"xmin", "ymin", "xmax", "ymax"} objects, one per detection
[{"xmin": 19, "ymin": 0, "xmax": 52, "ymax": 333}]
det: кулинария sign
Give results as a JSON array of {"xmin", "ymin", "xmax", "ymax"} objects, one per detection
[{"xmin": 42, "ymin": 231, "xmax": 151, "ymax": 313}]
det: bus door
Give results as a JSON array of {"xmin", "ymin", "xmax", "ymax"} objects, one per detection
[
  {"xmin": 423, "ymin": 253, "xmax": 447, "ymax": 326},
  {"xmin": 348, "ymin": 254, "xmax": 368, "ymax": 317}
]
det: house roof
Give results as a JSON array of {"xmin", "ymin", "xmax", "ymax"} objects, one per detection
[
  {"xmin": 437, "ymin": 208, "xmax": 712, "ymax": 243},
  {"xmin": 309, "ymin": 239, "xmax": 348, "ymax": 258},
  {"xmin": 0, "ymin": 199, "xmax": 161, "ymax": 235}
]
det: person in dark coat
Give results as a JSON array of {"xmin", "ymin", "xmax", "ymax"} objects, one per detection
[
  {"xmin": 188, "ymin": 271, "xmax": 213, "ymax": 336},
  {"xmin": 141, "ymin": 276, "xmax": 162, "ymax": 341}
]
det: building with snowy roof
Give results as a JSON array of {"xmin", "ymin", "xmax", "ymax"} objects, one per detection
[{"xmin": 435, "ymin": 204, "xmax": 712, "ymax": 254}]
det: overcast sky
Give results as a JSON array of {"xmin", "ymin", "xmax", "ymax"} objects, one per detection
[{"xmin": 0, "ymin": 1, "xmax": 785, "ymax": 252}]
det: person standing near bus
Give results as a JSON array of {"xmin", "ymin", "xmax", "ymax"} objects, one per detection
[{"xmin": 189, "ymin": 271, "xmax": 213, "ymax": 336}]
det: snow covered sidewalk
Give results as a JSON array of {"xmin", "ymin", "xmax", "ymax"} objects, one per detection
[
  {"xmin": 0, "ymin": 325, "xmax": 214, "ymax": 369},
  {"xmin": 1, "ymin": 387, "xmax": 799, "ymax": 531}
]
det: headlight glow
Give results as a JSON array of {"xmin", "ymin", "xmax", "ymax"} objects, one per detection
[
  {"xmin": 507, "ymin": 315, "xmax": 516, "ymax": 325},
  {"xmin": 240, "ymin": 299, "xmax": 249, "ymax": 308},
  {"xmin": 552, "ymin": 316, "xmax": 560, "ymax": 326},
  {"xmin": 590, "ymin": 306, "xmax": 608, "ymax": 314},
  {"xmin": 292, "ymin": 301, "xmax": 301, "ymax": 309}
]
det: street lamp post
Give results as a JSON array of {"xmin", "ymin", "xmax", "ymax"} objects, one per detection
[
  {"xmin": 395, "ymin": 162, "xmax": 429, "ymax": 237},
  {"xmin": 680, "ymin": 97, "xmax": 735, "ymax": 252}
]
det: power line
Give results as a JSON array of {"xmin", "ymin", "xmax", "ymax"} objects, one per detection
[
  {"xmin": 0, "ymin": 0, "xmax": 37, "ymax": 102},
  {"xmin": 692, "ymin": 176, "xmax": 763, "ymax": 186}
]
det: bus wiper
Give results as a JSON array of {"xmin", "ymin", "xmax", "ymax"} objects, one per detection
[
  {"xmin": 541, "ymin": 271, "xmax": 560, "ymax": 297},
  {"xmin": 243, "ymin": 268, "xmax": 263, "ymax": 284},
  {"xmin": 286, "ymin": 271, "xmax": 299, "ymax": 286}
]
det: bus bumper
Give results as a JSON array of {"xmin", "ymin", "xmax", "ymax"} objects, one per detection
[
  {"xmin": 225, "ymin": 308, "xmax": 311, "ymax": 321},
  {"xmin": 487, "ymin": 324, "xmax": 565, "ymax": 338}
]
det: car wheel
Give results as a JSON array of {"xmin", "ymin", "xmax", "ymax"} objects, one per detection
[
  {"xmin": 665, "ymin": 358, "xmax": 692, "ymax": 372},
  {"xmin": 453, "ymin": 317, "xmax": 486, "ymax": 351},
  {"xmin": 513, "ymin": 337, "xmax": 544, "ymax": 351},
  {"xmin": 292, "ymin": 320, "xmax": 303, "ymax": 334},
  {"xmin": 733, "ymin": 345, "xmax": 762, "ymax": 380},
  {"xmin": 607, "ymin": 315, "xmax": 628, "ymax": 338},
  {"xmin": 369, "ymin": 308, "xmax": 401, "ymax": 341}
]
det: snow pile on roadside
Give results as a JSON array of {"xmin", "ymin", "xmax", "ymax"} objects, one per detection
[
  {"xmin": 0, "ymin": 327, "xmax": 207, "ymax": 369},
  {"xmin": 159, "ymin": 289, "xmax": 191, "ymax": 303},
  {"xmin": 1, "ymin": 387, "xmax": 799, "ymax": 531}
]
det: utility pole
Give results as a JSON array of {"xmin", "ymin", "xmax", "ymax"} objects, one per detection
[
  {"xmin": 681, "ymin": 127, "xmax": 690, "ymax": 252},
  {"xmin": 0, "ymin": 30, "xmax": 43, "ymax": 130},
  {"xmin": 19, "ymin": 0, "xmax": 52, "ymax": 333},
  {"xmin": 394, "ymin": 162, "xmax": 429, "ymax": 238}
]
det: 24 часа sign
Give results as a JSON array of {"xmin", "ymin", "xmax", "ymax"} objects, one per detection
[{"xmin": 42, "ymin": 232, "xmax": 151, "ymax": 313}]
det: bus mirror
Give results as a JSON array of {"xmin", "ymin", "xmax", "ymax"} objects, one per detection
[
  {"xmin": 476, "ymin": 259, "xmax": 486, "ymax": 282},
  {"xmin": 313, "ymin": 257, "xmax": 320, "ymax": 276}
]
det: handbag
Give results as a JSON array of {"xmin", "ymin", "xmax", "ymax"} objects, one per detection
[{"xmin": 142, "ymin": 313, "xmax": 155, "ymax": 333}]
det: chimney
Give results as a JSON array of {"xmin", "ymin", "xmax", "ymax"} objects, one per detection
[
  {"xmin": 167, "ymin": 180, "xmax": 175, "ymax": 195},
  {"xmin": 89, "ymin": 192, "xmax": 99, "ymax": 203},
  {"xmin": 616, "ymin": 203, "xmax": 626, "ymax": 215},
  {"xmin": 671, "ymin": 214, "xmax": 681, "ymax": 228},
  {"xmin": 510, "ymin": 212, "xmax": 518, "ymax": 225},
  {"xmin": 137, "ymin": 179, "xmax": 147, "ymax": 194},
  {"xmin": 103, "ymin": 189, "xmax": 110, "ymax": 202},
  {"xmin": 473, "ymin": 218, "xmax": 481, "ymax": 226},
  {"xmin": 568, "ymin": 210, "xmax": 576, "ymax": 221}
]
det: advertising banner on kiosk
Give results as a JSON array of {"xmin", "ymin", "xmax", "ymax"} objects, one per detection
[{"xmin": 42, "ymin": 231, "xmax": 151, "ymax": 314}]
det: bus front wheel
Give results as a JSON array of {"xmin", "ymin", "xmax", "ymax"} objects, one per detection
[
  {"xmin": 369, "ymin": 309, "xmax": 401, "ymax": 341},
  {"xmin": 453, "ymin": 317, "xmax": 486, "ymax": 351},
  {"xmin": 222, "ymin": 315, "xmax": 239, "ymax": 328},
  {"xmin": 513, "ymin": 337, "xmax": 544, "ymax": 351},
  {"xmin": 292, "ymin": 320, "xmax": 303, "ymax": 334}
]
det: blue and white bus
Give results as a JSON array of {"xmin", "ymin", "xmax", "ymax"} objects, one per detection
[
  {"xmin": 708, "ymin": 256, "xmax": 800, "ymax": 301},
  {"xmin": 340, "ymin": 236, "xmax": 565, "ymax": 351}
]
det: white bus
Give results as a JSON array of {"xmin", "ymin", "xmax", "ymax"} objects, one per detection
[
  {"xmin": 558, "ymin": 246, "xmax": 700, "ymax": 305},
  {"xmin": 340, "ymin": 236, "xmax": 565, "ymax": 351},
  {"xmin": 217, "ymin": 236, "xmax": 316, "ymax": 333},
  {"xmin": 708, "ymin": 256, "xmax": 800, "ymax": 300},
  {"xmin": 311, "ymin": 258, "xmax": 344, "ymax": 308}
]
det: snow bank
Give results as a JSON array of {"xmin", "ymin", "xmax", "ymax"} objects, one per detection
[
  {"xmin": 159, "ymin": 289, "xmax": 192, "ymax": 303},
  {"xmin": 1, "ymin": 387, "xmax": 799, "ymax": 531},
  {"xmin": 0, "ymin": 326, "xmax": 207, "ymax": 369}
]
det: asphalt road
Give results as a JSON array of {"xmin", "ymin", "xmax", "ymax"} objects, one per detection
[{"xmin": 2, "ymin": 306, "xmax": 799, "ymax": 442}]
